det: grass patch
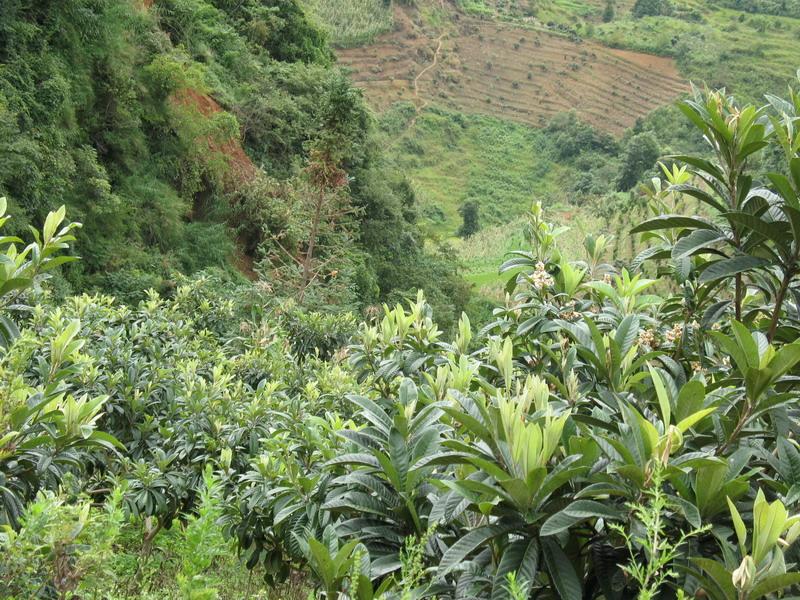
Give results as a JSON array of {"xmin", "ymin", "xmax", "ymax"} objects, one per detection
[
  {"xmin": 379, "ymin": 103, "xmax": 636, "ymax": 296},
  {"xmin": 383, "ymin": 106, "xmax": 576, "ymax": 237},
  {"xmin": 591, "ymin": 6, "xmax": 800, "ymax": 98},
  {"xmin": 302, "ymin": 0, "xmax": 393, "ymax": 47},
  {"xmin": 455, "ymin": 0, "xmax": 495, "ymax": 16}
]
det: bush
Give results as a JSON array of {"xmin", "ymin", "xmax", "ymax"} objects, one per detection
[
  {"xmin": 603, "ymin": 0, "xmax": 615, "ymax": 22},
  {"xmin": 457, "ymin": 200, "xmax": 480, "ymax": 238},
  {"xmin": 546, "ymin": 112, "xmax": 618, "ymax": 160},
  {"xmin": 616, "ymin": 131, "xmax": 661, "ymax": 190},
  {"xmin": 632, "ymin": 0, "xmax": 673, "ymax": 17},
  {"xmin": 7, "ymin": 84, "xmax": 800, "ymax": 599}
]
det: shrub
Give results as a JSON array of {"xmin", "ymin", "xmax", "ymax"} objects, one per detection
[
  {"xmin": 603, "ymin": 0, "xmax": 615, "ymax": 22},
  {"xmin": 8, "ymin": 83, "xmax": 800, "ymax": 599},
  {"xmin": 616, "ymin": 131, "xmax": 661, "ymax": 190},
  {"xmin": 632, "ymin": 0, "xmax": 673, "ymax": 18},
  {"xmin": 457, "ymin": 200, "xmax": 481, "ymax": 238}
]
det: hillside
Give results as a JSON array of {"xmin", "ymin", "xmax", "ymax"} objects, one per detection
[
  {"xmin": 6, "ymin": 2, "xmax": 800, "ymax": 599},
  {"xmin": 306, "ymin": 0, "xmax": 800, "ymax": 295},
  {"xmin": 0, "ymin": 0, "xmax": 471, "ymax": 325},
  {"xmin": 338, "ymin": 3, "xmax": 687, "ymax": 134},
  {"xmin": 6, "ymin": 82, "xmax": 800, "ymax": 598},
  {"xmin": 320, "ymin": 0, "xmax": 800, "ymax": 100}
]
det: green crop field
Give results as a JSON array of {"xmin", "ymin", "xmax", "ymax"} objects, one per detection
[{"xmin": 301, "ymin": 0, "xmax": 394, "ymax": 46}]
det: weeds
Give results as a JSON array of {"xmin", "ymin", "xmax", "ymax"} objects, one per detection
[{"xmin": 610, "ymin": 464, "xmax": 709, "ymax": 599}]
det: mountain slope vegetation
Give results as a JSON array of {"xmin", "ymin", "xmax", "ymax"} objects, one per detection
[
  {"xmin": 323, "ymin": 0, "xmax": 800, "ymax": 294},
  {"xmin": 4, "ymin": 85, "xmax": 800, "ymax": 598},
  {"xmin": 4, "ymin": 1, "xmax": 800, "ymax": 599},
  {"xmin": 0, "ymin": 0, "xmax": 469, "ymax": 324}
]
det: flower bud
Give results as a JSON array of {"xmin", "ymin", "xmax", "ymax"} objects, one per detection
[
  {"xmin": 732, "ymin": 555, "xmax": 755, "ymax": 592},
  {"xmin": 220, "ymin": 447, "xmax": 232, "ymax": 471},
  {"xmin": 667, "ymin": 425, "xmax": 683, "ymax": 453}
]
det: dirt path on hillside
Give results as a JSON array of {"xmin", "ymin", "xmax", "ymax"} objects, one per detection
[{"xmin": 410, "ymin": 32, "xmax": 446, "ymax": 126}]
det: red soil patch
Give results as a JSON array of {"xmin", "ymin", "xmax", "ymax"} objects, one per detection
[
  {"xmin": 170, "ymin": 89, "xmax": 259, "ymax": 279},
  {"xmin": 171, "ymin": 88, "xmax": 257, "ymax": 184},
  {"xmin": 337, "ymin": 5, "xmax": 687, "ymax": 135}
]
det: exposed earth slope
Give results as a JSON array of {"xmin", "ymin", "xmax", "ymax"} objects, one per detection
[{"xmin": 337, "ymin": 3, "xmax": 687, "ymax": 134}]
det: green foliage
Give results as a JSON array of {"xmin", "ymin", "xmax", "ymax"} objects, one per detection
[
  {"xmin": 610, "ymin": 464, "xmax": 709, "ymax": 599},
  {"xmin": 299, "ymin": 84, "xmax": 800, "ymax": 597},
  {"xmin": 0, "ymin": 207, "xmax": 365, "ymax": 595},
  {"xmin": 691, "ymin": 491, "xmax": 800, "ymax": 599},
  {"xmin": 591, "ymin": 5, "xmax": 800, "ymax": 102},
  {"xmin": 719, "ymin": 0, "xmax": 800, "ymax": 18},
  {"xmin": 457, "ymin": 200, "xmax": 481, "ymax": 238},
  {"xmin": 546, "ymin": 111, "xmax": 618, "ymax": 162},
  {"xmin": 0, "ymin": 0, "xmax": 242, "ymax": 292},
  {"xmin": 0, "ymin": 0, "xmax": 465, "ymax": 317},
  {"xmin": 603, "ymin": 0, "xmax": 615, "ymax": 22},
  {"xmin": 176, "ymin": 467, "xmax": 231, "ymax": 597},
  {"xmin": 0, "ymin": 205, "xmax": 119, "ymax": 528},
  {"xmin": 634, "ymin": 85, "xmax": 800, "ymax": 344},
  {"xmin": 383, "ymin": 106, "xmax": 619, "ymax": 238},
  {"xmin": 0, "ymin": 199, "xmax": 80, "ymax": 346},
  {"xmin": 616, "ymin": 131, "xmax": 661, "ymax": 191},
  {"xmin": 0, "ymin": 486, "xmax": 126, "ymax": 598},
  {"xmin": 8, "ymin": 47, "xmax": 800, "ymax": 600},
  {"xmin": 397, "ymin": 526, "xmax": 437, "ymax": 599},
  {"xmin": 632, "ymin": 0, "xmax": 673, "ymax": 18}
]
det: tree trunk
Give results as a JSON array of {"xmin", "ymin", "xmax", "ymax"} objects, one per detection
[
  {"xmin": 299, "ymin": 187, "xmax": 325, "ymax": 302},
  {"xmin": 735, "ymin": 273, "xmax": 743, "ymax": 321}
]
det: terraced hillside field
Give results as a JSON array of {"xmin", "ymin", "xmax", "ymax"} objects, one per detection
[
  {"xmin": 456, "ymin": 0, "xmax": 636, "ymax": 22},
  {"xmin": 337, "ymin": 4, "xmax": 687, "ymax": 134}
]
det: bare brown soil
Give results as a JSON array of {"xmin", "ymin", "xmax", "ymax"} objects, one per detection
[
  {"xmin": 170, "ymin": 89, "xmax": 259, "ymax": 278},
  {"xmin": 171, "ymin": 88, "xmax": 258, "ymax": 183},
  {"xmin": 337, "ymin": 4, "xmax": 687, "ymax": 135}
]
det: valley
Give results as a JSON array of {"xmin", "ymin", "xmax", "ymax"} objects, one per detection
[
  {"xmin": 312, "ymin": 0, "xmax": 800, "ymax": 296},
  {"xmin": 4, "ymin": 2, "xmax": 800, "ymax": 598}
]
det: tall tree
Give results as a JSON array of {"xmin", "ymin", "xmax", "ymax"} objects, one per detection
[
  {"xmin": 632, "ymin": 0, "xmax": 673, "ymax": 17},
  {"xmin": 602, "ymin": 0, "xmax": 615, "ymax": 22},
  {"xmin": 458, "ymin": 200, "xmax": 480, "ymax": 238},
  {"xmin": 616, "ymin": 132, "xmax": 661, "ymax": 191},
  {"xmin": 263, "ymin": 75, "xmax": 367, "ymax": 306}
]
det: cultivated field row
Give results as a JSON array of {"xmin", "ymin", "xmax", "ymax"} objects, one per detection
[{"xmin": 337, "ymin": 5, "xmax": 687, "ymax": 134}]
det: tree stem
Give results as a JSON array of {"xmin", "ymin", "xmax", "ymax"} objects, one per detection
[
  {"xmin": 768, "ymin": 270, "xmax": 793, "ymax": 342},
  {"xmin": 735, "ymin": 273, "xmax": 743, "ymax": 321},
  {"xmin": 299, "ymin": 187, "xmax": 325, "ymax": 302}
]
